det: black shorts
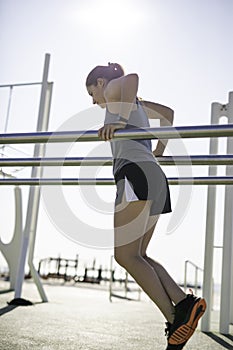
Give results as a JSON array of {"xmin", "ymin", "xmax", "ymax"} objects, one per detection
[{"xmin": 114, "ymin": 161, "xmax": 172, "ymax": 216}]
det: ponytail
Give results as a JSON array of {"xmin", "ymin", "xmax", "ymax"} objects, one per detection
[{"xmin": 86, "ymin": 62, "xmax": 124, "ymax": 87}]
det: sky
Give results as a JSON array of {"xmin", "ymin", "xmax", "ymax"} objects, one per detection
[{"xmin": 0, "ymin": 0, "xmax": 233, "ymax": 287}]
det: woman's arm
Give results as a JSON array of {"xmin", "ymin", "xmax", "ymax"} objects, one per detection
[
  {"xmin": 141, "ymin": 101, "xmax": 174, "ymax": 156},
  {"xmin": 99, "ymin": 74, "xmax": 139, "ymax": 140},
  {"xmin": 118, "ymin": 73, "xmax": 139, "ymax": 121}
]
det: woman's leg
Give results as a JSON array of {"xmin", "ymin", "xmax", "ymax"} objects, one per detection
[
  {"xmin": 141, "ymin": 215, "xmax": 186, "ymax": 305},
  {"xmin": 142, "ymin": 216, "xmax": 207, "ymax": 348},
  {"xmin": 114, "ymin": 199, "xmax": 175, "ymax": 323}
]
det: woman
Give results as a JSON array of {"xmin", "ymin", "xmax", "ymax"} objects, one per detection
[{"xmin": 86, "ymin": 63, "xmax": 206, "ymax": 349}]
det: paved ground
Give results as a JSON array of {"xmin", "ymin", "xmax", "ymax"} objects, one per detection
[{"xmin": 0, "ymin": 279, "xmax": 232, "ymax": 350}]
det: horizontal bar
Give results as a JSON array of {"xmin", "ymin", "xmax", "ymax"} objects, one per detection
[
  {"xmin": 0, "ymin": 177, "xmax": 233, "ymax": 186},
  {"xmin": 185, "ymin": 260, "xmax": 204, "ymax": 271},
  {"xmin": 0, "ymin": 82, "xmax": 42, "ymax": 88},
  {"xmin": 0, "ymin": 157, "xmax": 112, "ymax": 167},
  {"xmin": 1, "ymin": 124, "xmax": 233, "ymax": 144},
  {"xmin": 0, "ymin": 155, "xmax": 233, "ymax": 167}
]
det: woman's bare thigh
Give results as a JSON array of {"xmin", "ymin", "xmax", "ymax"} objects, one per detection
[{"xmin": 114, "ymin": 199, "xmax": 152, "ymax": 248}]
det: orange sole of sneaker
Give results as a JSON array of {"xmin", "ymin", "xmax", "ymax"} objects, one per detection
[{"xmin": 169, "ymin": 298, "xmax": 207, "ymax": 345}]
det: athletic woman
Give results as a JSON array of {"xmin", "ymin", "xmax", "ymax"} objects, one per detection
[{"xmin": 86, "ymin": 63, "xmax": 206, "ymax": 349}]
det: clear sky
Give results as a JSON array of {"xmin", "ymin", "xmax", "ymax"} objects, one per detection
[{"xmin": 0, "ymin": 0, "xmax": 233, "ymax": 284}]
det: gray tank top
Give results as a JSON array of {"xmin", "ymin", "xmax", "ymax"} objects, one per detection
[{"xmin": 104, "ymin": 101, "xmax": 156, "ymax": 175}]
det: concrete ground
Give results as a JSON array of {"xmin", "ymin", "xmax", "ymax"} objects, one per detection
[{"xmin": 0, "ymin": 279, "xmax": 232, "ymax": 350}]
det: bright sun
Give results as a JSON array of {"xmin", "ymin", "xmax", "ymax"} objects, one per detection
[{"xmin": 74, "ymin": 0, "xmax": 145, "ymax": 36}]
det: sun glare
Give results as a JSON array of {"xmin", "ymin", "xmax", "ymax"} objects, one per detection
[{"xmin": 74, "ymin": 0, "xmax": 145, "ymax": 35}]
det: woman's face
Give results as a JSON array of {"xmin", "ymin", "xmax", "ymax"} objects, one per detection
[{"xmin": 87, "ymin": 78, "xmax": 106, "ymax": 108}]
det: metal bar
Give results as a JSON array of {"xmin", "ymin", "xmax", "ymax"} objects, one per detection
[
  {"xmin": 220, "ymin": 91, "xmax": 233, "ymax": 334},
  {"xmin": 185, "ymin": 260, "xmax": 204, "ymax": 271},
  {"xmin": 202, "ymin": 102, "xmax": 220, "ymax": 333},
  {"xmin": 1, "ymin": 155, "xmax": 233, "ymax": 167},
  {"xmin": 1, "ymin": 176, "xmax": 233, "ymax": 186},
  {"xmin": 1, "ymin": 86, "xmax": 14, "ymax": 163},
  {"xmin": 4, "ymin": 86, "xmax": 13, "ymax": 133},
  {"xmin": 194, "ymin": 268, "xmax": 198, "ymax": 295},
  {"xmin": 26, "ymin": 58, "xmax": 52, "ymax": 303},
  {"xmin": 156, "ymin": 155, "xmax": 233, "ymax": 166},
  {"xmin": 184, "ymin": 261, "xmax": 188, "ymax": 292},
  {"xmin": 14, "ymin": 54, "xmax": 51, "ymax": 303},
  {"xmin": 184, "ymin": 260, "xmax": 204, "ymax": 295},
  {"xmin": 1, "ymin": 124, "xmax": 233, "ymax": 144},
  {"xmin": 109, "ymin": 256, "xmax": 114, "ymax": 302},
  {"xmin": 0, "ymin": 156, "xmax": 113, "ymax": 167},
  {"xmin": 0, "ymin": 82, "xmax": 42, "ymax": 88}
]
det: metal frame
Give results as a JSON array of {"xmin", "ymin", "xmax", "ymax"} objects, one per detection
[
  {"xmin": 202, "ymin": 91, "xmax": 233, "ymax": 334},
  {"xmin": 0, "ymin": 70, "xmax": 44, "ymax": 294},
  {"xmin": 0, "ymin": 54, "xmax": 53, "ymax": 303},
  {"xmin": 221, "ymin": 93, "xmax": 233, "ymax": 333}
]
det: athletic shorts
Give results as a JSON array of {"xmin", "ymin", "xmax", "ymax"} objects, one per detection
[{"xmin": 114, "ymin": 161, "xmax": 172, "ymax": 216}]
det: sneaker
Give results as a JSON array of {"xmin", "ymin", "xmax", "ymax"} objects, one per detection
[
  {"xmin": 168, "ymin": 292, "xmax": 206, "ymax": 346},
  {"xmin": 165, "ymin": 322, "xmax": 187, "ymax": 349}
]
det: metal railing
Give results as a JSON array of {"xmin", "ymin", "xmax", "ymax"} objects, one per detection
[
  {"xmin": 184, "ymin": 260, "xmax": 215, "ymax": 311},
  {"xmin": 0, "ymin": 81, "xmax": 43, "ymax": 139},
  {"xmin": 1, "ymin": 124, "xmax": 233, "ymax": 144},
  {"xmin": 184, "ymin": 260, "xmax": 204, "ymax": 295},
  {"xmin": 1, "ymin": 176, "xmax": 233, "ymax": 186},
  {"xmin": 1, "ymin": 125, "xmax": 233, "ymax": 185},
  {"xmin": 0, "ymin": 155, "xmax": 233, "ymax": 167},
  {"xmin": 0, "ymin": 82, "xmax": 42, "ymax": 88}
]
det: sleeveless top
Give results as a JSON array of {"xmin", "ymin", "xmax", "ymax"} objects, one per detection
[{"xmin": 104, "ymin": 101, "xmax": 156, "ymax": 175}]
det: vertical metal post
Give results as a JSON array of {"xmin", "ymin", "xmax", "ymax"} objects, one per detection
[
  {"xmin": 201, "ymin": 102, "xmax": 220, "ymax": 332},
  {"xmin": 27, "ymin": 81, "xmax": 53, "ymax": 302},
  {"xmin": 4, "ymin": 86, "xmax": 13, "ymax": 133},
  {"xmin": 109, "ymin": 256, "xmax": 114, "ymax": 302},
  {"xmin": 194, "ymin": 267, "xmax": 198, "ymax": 296},
  {"xmin": 14, "ymin": 54, "xmax": 52, "ymax": 301},
  {"xmin": 220, "ymin": 92, "xmax": 233, "ymax": 333},
  {"xmin": 1, "ymin": 86, "xmax": 13, "ymax": 171},
  {"xmin": 125, "ymin": 272, "xmax": 128, "ymax": 299},
  {"xmin": 231, "ymin": 248, "xmax": 233, "ymax": 325},
  {"xmin": 184, "ymin": 260, "xmax": 188, "ymax": 292},
  {"xmin": 229, "ymin": 93, "xmax": 233, "ymax": 327}
]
